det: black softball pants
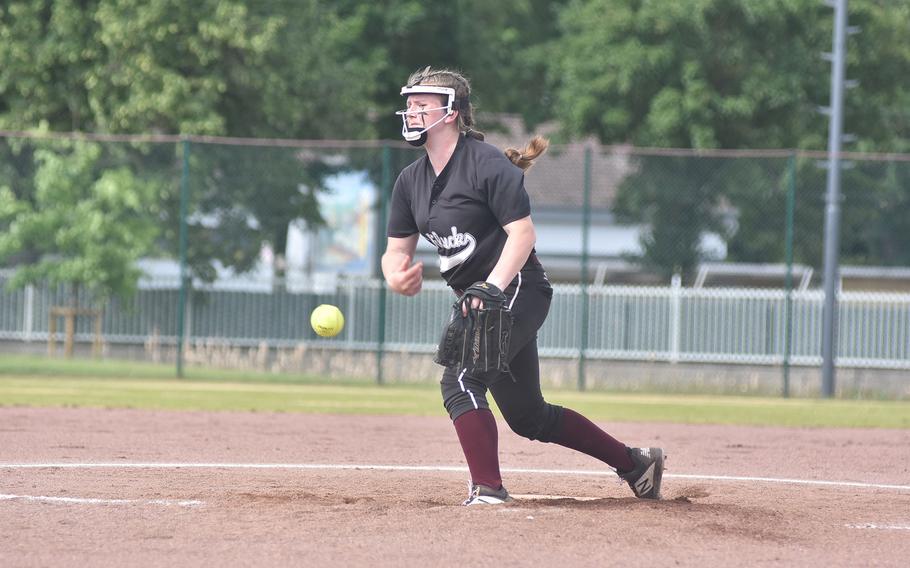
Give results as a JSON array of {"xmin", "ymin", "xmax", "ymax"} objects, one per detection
[{"xmin": 440, "ymin": 267, "xmax": 563, "ymax": 442}]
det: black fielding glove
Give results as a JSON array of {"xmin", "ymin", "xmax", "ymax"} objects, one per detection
[{"xmin": 433, "ymin": 282, "xmax": 513, "ymax": 375}]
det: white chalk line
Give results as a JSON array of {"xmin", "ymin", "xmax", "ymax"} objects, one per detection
[
  {"xmin": 846, "ymin": 523, "xmax": 910, "ymax": 531},
  {"xmin": 0, "ymin": 493, "xmax": 203, "ymax": 507},
  {"xmin": 666, "ymin": 473, "xmax": 910, "ymax": 492},
  {"xmin": 512, "ymin": 494, "xmax": 601, "ymax": 502},
  {"xmin": 2, "ymin": 462, "xmax": 909, "ymax": 493}
]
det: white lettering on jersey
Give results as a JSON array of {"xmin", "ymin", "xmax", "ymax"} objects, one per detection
[{"xmin": 424, "ymin": 226, "xmax": 476, "ymax": 272}]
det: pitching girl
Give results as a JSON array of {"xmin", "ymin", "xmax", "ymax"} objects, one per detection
[{"xmin": 381, "ymin": 67, "xmax": 665, "ymax": 505}]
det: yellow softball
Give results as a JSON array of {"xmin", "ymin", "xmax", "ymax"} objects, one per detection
[{"xmin": 310, "ymin": 304, "xmax": 345, "ymax": 338}]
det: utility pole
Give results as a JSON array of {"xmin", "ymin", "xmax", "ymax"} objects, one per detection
[{"xmin": 820, "ymin": 0, "xmax": 857, "ymax": 397}]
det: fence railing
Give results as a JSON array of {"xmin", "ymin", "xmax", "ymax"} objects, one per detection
[{"xmin": 2, "ymin": 273, "xmax": 909, "ymax": 372}]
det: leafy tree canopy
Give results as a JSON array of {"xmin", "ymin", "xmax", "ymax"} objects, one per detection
[
  {"xmin": 0, "ymin": 140, "xmax": 159, "ymax": 300},
  {"xmin": 551, "ymin": 0, "xmax": 910, "ymax": 152},
  {"xmin": 0, "ymin": 0, "xmax": 381, "ymax": 138}
]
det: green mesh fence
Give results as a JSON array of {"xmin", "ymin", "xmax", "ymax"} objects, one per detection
[{"xmin": 1, "ymin": 132, "xmax": 909, "ymax": 393}]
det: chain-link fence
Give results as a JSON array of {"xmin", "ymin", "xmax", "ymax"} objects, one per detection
[{"xmin": 1, "ymin": 131, "xmax": 909, "ymax": 394}]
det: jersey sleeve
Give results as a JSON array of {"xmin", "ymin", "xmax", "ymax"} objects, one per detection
[
  {"xmin": 479, "ymin": 155, "xmax": 531, "ymax": 226},
  {"xmin": 387, "ymin": 173, "xmax": 419, "ymax": 238}
]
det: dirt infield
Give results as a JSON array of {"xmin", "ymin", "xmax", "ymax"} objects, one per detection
[{"xmin": 1, "ymin": 407, "xmax": 908, "ymax": 567}]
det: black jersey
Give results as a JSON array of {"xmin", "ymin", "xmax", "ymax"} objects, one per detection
[{"xmin": 388, "ymin": 134, "xmax": 541, "ymax": 290}]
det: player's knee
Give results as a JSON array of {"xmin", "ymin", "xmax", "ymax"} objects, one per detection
[
  {"xmin": 503, "ymin": 403, "xmax": 562, "ymax": 442},
  {"xmin": 443, "ymin": 390, "xmax": 489, "ymax": 421},
  {"xmin": 504, "ymin": 416, "xmax": 546, "ymax": 441},
  {"xmin": 440, "ymin": 370, "xmax": 490, "ymax": 421}
]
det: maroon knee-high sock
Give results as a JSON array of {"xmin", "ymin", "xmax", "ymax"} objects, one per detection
[
  {"xmin": 453, "ymin": 409, "xmax": 502, "ymax": 489},
  {"xmin": 552, "ymin": 408, "xmax": 635, "ymax": 472}
]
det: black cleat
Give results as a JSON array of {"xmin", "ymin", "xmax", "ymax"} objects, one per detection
[{"xmin": 619, "ymin": 447, "xmax": 665, "ymax": 499}]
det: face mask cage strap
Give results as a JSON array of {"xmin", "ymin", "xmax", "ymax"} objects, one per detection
[{"xmin": 394, "ymin": 105, "xmax": 452, "ymax": 118}]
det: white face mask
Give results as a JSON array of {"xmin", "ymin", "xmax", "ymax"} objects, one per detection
[{"xmin": 395, "ymin": 85, "xmax": 456, "ymax": 146}]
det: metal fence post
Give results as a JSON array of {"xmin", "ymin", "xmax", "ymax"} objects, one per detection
[
  {"xmin": 23, "ymin": 284, "xmax": 35, "ymax": 342},
  {"xmin": 176, "ymin": 137, "xmax": 190, "ymax": 378},
  {"xmin": 821, "ymin": 0, "xmax": 849, "ymax": 398},
  {"xmin": 783, "ymin": 153, "xmax": 797, "ymax": 397},
  {"xmin": 375, "ymin": 144, "xmax": 392, "ymax": 385},
  {"xmin": 670, "ymin": 273, "xmax": 682, "ymax": 363},
  {"xmin": 578, "ymin": 145, "xmax": 593, "ymax": 391}
]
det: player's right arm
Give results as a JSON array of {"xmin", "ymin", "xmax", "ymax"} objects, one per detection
[{"xmin": 382, "ymin": 234, "xmax": 423, "ymax": 296}]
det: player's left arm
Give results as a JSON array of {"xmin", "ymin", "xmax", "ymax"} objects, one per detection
[{"xmin": 486, "ymin": 215, "xmax": 536, "ymax": 291}]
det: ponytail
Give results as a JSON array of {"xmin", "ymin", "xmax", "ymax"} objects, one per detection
[{"xmin": 504, "ymin": 136, "xmax": 549, "ymax": 172}]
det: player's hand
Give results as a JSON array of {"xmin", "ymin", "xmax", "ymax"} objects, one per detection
[
  {"xmin": 388, "ymin": 255, "xmax": 423, "ymax": 296},
  {"xmin": 461, "ymin": 279, "xmax": 505, "ymax": 316},
  {"xmin": 461, "ymin": 296, "xmax": 483, "ymax": 317}
]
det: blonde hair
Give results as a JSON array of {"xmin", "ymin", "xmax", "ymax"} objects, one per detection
[
  {"xmin": 504, "ymin": 135, "xmax": 549, "ymax": 172},
  {"xmin": 406, "ymin": 66, "xmax": 548, "ymax": 171}
]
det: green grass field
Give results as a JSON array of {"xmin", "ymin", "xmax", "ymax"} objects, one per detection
[{"xmin": 1, "ymin": 355, "xmax": 908, "ymax": 428}]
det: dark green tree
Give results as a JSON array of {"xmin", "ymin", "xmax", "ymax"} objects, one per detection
[
  {"xmin": 0, "ymin": 140, "xmax": 159, "ymax": 301},
  {"xmin": 0, "ymin": 1, "xmax": 386, "ymax": 286},
  {"xmin": 346, "ymin": 0, "xmax": 567, "ymax": 138},
  {"xmin": 552, "ymin": 0, "xmax": 910, "ymax": 275}
]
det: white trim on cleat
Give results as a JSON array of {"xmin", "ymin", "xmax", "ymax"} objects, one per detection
[
  {"xmin": 462, "ymin": 482, "xmax": 513, "ymax": 506},
  {"xmin": 464, "ymin": 495, "xmax": 509, "ymax": 505},
  {"xmin": 633, "ymin": 462, "xmax": 657, "ymax": 496}
]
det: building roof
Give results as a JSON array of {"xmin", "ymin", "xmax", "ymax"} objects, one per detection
[{"xmin": 478, "ymin": 114, "xmax": 632, "ymax": 209}]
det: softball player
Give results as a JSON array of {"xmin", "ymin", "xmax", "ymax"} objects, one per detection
[{"xmin": 382, "ymin": 67, "xmax": 665, "ymax": 505}]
